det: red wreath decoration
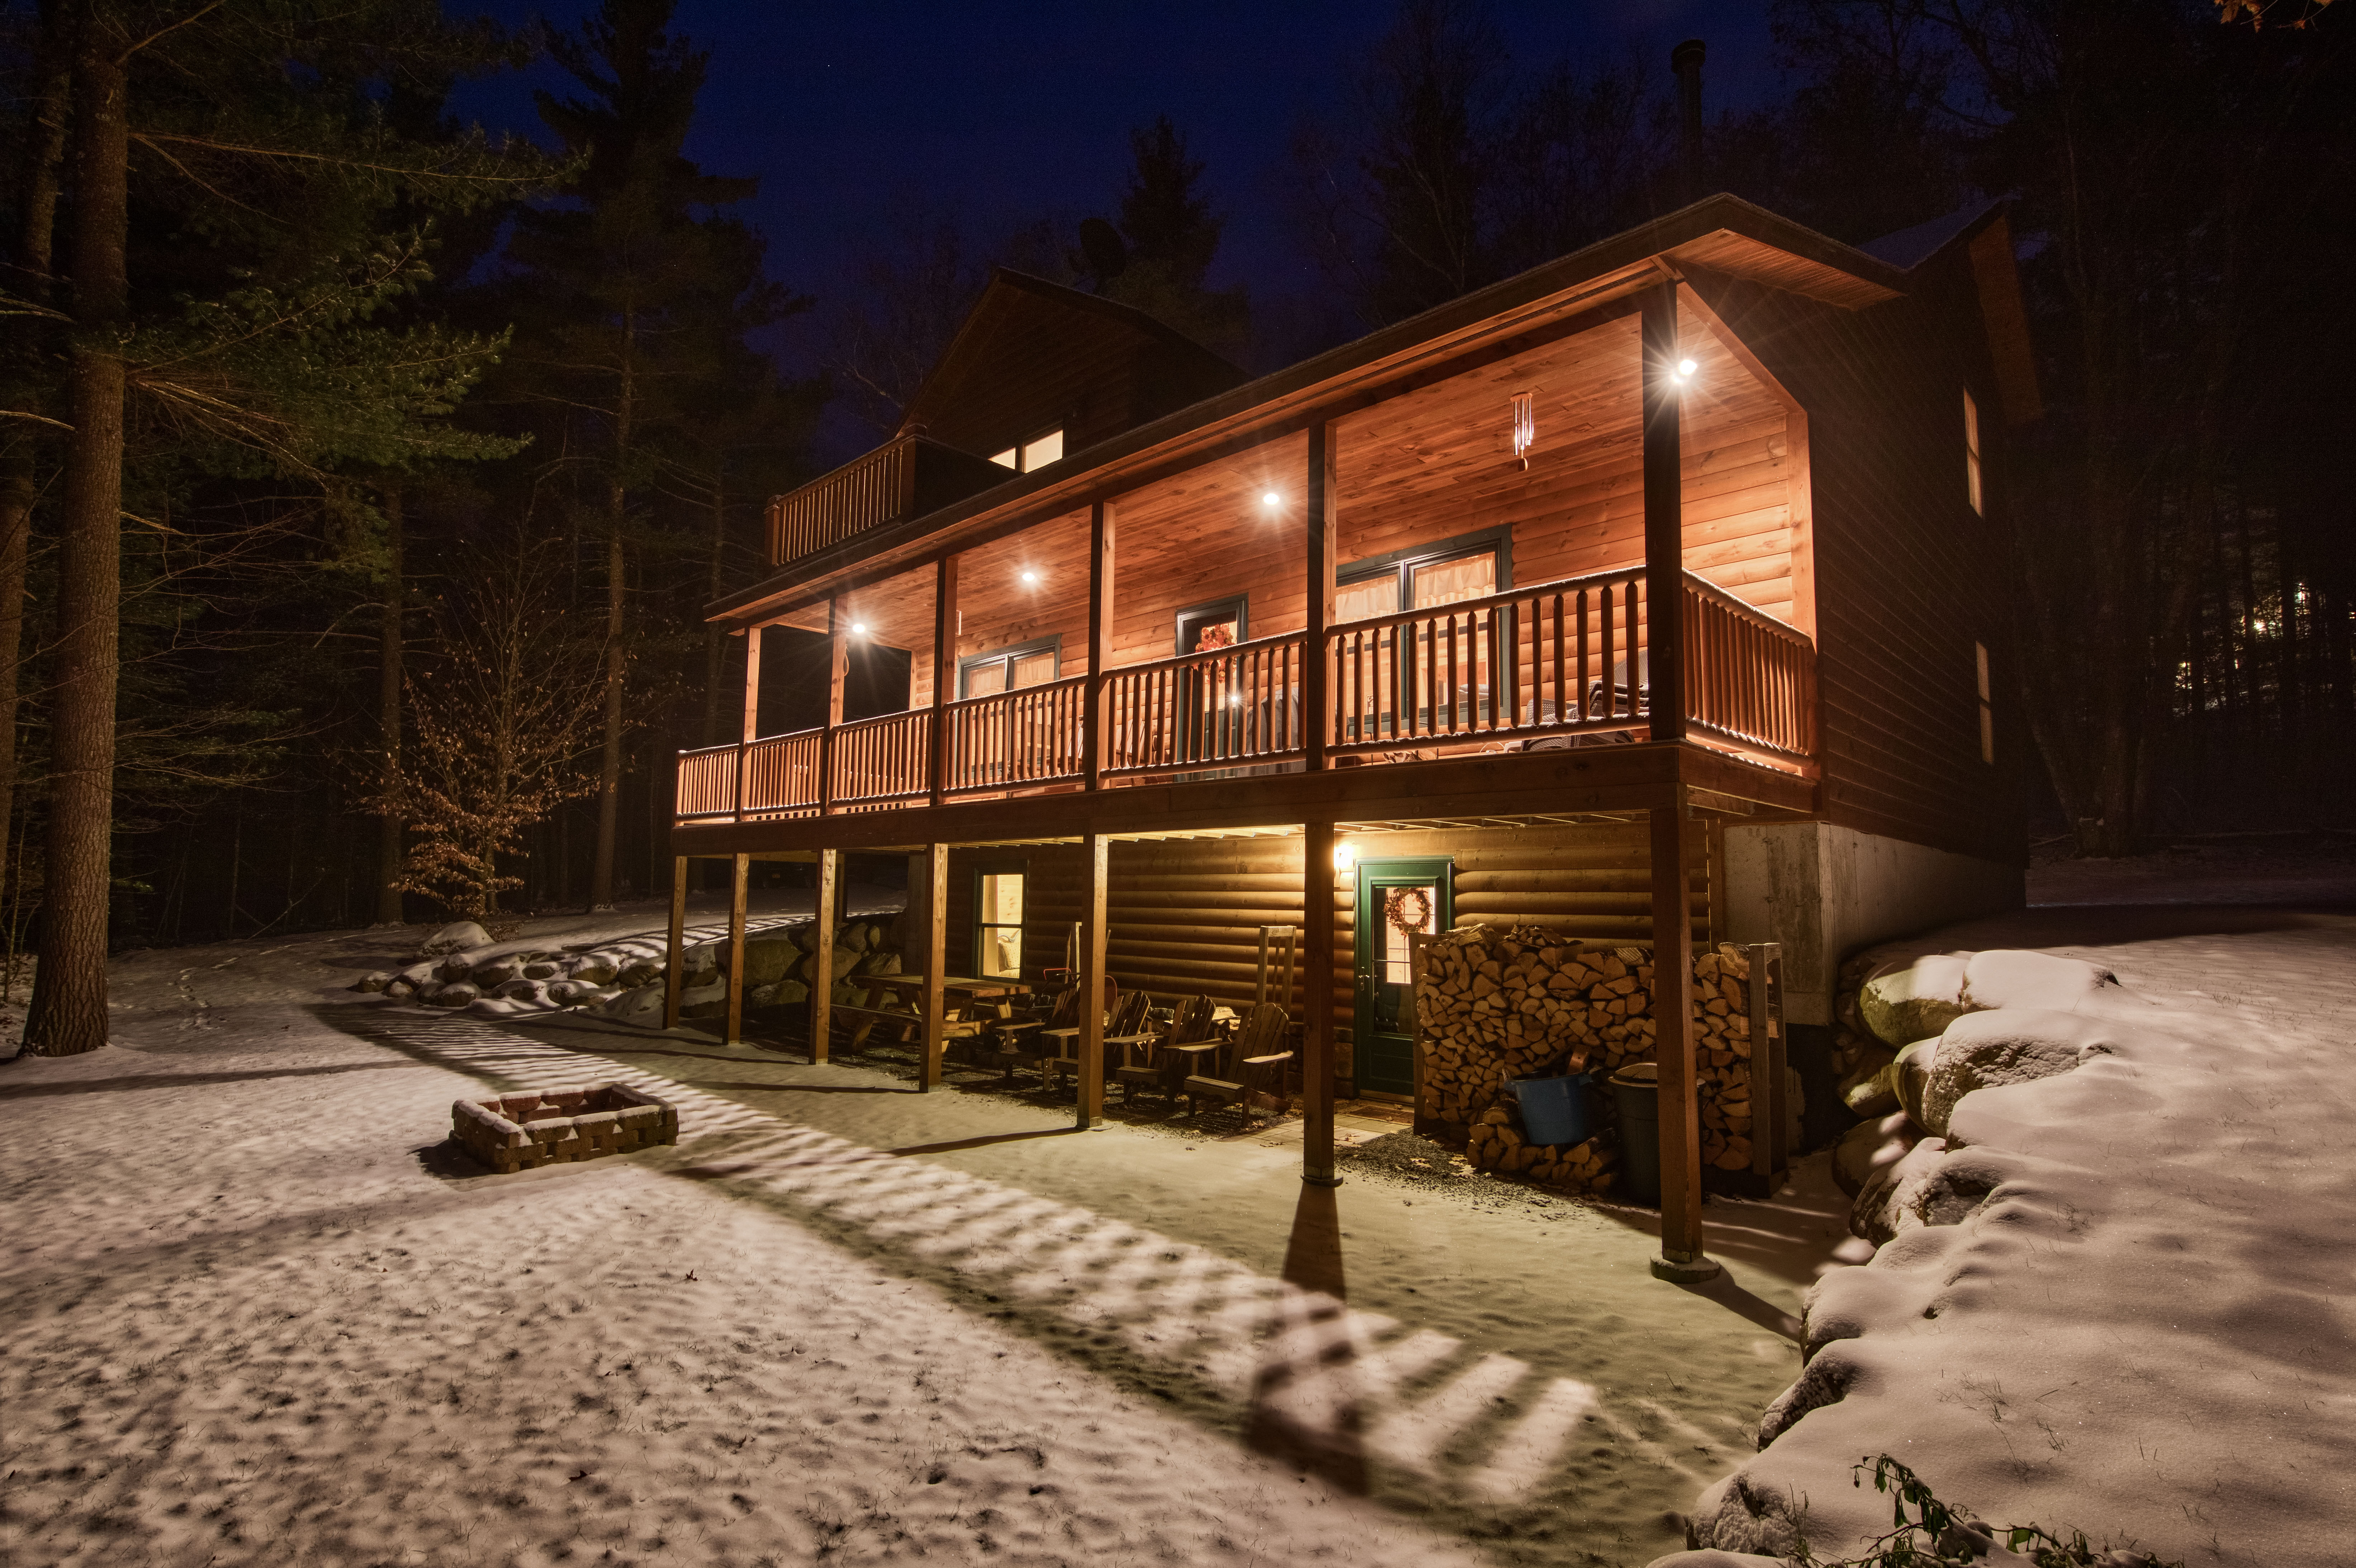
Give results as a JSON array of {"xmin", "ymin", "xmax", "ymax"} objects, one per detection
[
  {"xmin": 1194, "ymin": 622, "xmax": 1235, "ymax": 651},
  {"xmin": 1385, "ymin": 886, "xmax": 1433, "ymax": 937}
]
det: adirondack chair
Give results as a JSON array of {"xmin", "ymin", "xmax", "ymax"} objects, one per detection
[
  {"xmin": 989, "ymin": 983, "xmax": 1081, "ymax": 1083},
  {"xmin": 1043, "ymin": 985, "xmax": 1152, "ymax": 1097},
  {"xmin": 942, "ymin": 1001, "xmax": 1013, "ymax": 1069},
  {"xmin": 1182, "ymin": 1003, "xmax": 1295, "ymax": 1120},
  {"xmin": 1113, "ymin": 993, "xmax": 1218, "ymax": 1106}
]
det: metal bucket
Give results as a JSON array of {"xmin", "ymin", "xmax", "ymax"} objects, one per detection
[
  {"xmin": 1508, "ymin": 1073, "xmax": 1594, "ymax": 1147},
  {"xmin": 1609, "ymin": 1061, "xmax": 1661, "ymax": 1206}
]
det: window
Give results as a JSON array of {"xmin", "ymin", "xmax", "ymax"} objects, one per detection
[
  {"xmin": 1336, "ymin": 533, "xmax": 1507, "ymax": 623},
  {"xmin": 975, "ymin": 869, "xmax": 1025, "ymax": 979},
  {"xmin": 1964, "ymin": 389, "xmax": 1984, "ymax": 515},
  {"xmin": 989, "ymin": 428, "xmax": 1066, "ymax": 472},
  {"xmin": 1175, "ymin": 595, "xmax": 1246, "ymax": 655},
  {"xmin": 1975, "ymin": 641, "xmax": 1994, "ymax": 765},
  {"xmin": 959, "ymin": 638, "xmax": 1058, "ymax": 698}
]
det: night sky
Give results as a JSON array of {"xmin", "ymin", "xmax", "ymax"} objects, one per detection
[{"xmin": 453, "ymin": 0, "xmax": 1782, "ymax": 380}]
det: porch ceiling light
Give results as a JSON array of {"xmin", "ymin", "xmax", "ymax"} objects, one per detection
[
  {"xmin": 1021, "ymin": 570, "xmax": 1039, "ymax": 584},
  {"xmin": 850, "ymin": 621, "xmax": 868, "ymax": 636},
  {"xmin": 1674, "ymin": 356, "xmax": 1698, "ymax": 383},
  {"xmin": 1332, "ymin": 839, "xmax": 1357, "ymax": 874},
  {"xmin": 1261, "ymin": 490, "xmax": 1281, "ymax": 509}
]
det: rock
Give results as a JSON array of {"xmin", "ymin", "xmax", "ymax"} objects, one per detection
[
  {"xmin": 396, "ymin": 960, "xmax": 438, "ymax": 986},
  {"xmin": 427, "ymin": 981, "xmax": 480, "ymax": 1008},
  {"xmin": 471, "ymin": 957, "xmax": 523, "ymax": 988},
  {"xmin": 1891, "ymin": 1039, "xmax": 1938, "ymax": 1125},
  {"xmin": 545, "ymin": 979, "xmax": 588, "ymax": 1004},
  {"xmin": 522, "ymin": 961, "xmax": 561, "ymax": 980},
  {"xmin": 678, "ymin": 981, "xmax": 727, "ymax": 1020},
  {"xmin": 1687, "ymin": 1471, "xmax": 1810, "ymax": 1560},
  {"xmin": 419, "ymin": 920, "xmax": 492, "ymax": 956},
  {"xmin": 436, "ymin": 954, "xmax": 477, "ymax": 983},
  {"xmin": 382, "ymin": 977, "xmax": 415, "ymax": 999},
  {"xmin": 1858, "ymin": 954, "xmax": 1969, "ymax": 1048},
  {"xmin": 791, "ymin": 920, "xmax": 820, "ymax": 952},
  {"xmin": 1850, "ymin": 1133, "xmax": 1948, "ymax": 1244},
  {"xmin": 1919, "ymin": 1008, "xmax": 2117, "ymax": 1136},
  {"xmin": 738, "ymin": 935, "xmax": 798, "ymax": 986},
  {"xmin": 1756, "ymin": 1343, "xmax": 1862, "ymax": 1448},
  {"xmin": 1642, "ymin": 1554, "xmax": 1789, "ymax": 1568},
  {"xmin": 858, "ymin": 949, "xmax": 903, "ymax": 977},
  {"xmin": 353, "ymin": 970, "xmax": 395, "ymax": 994},
  {"xmin": 616, "ymin": 961, "xmax": 663, "ymax": 988},
  {"xmin": 682, "ymin": 941, "xmax": 721, "ymax": 977},
  {"xmin": 1960, "ymin": 949, "xmax": 2116, "ymax": 1012},
  {"xmin": 830, "ymin": 947, "xmax": 861, "ymax": 982},
  {"xmin": 749, "ymin": 979, "xmax": 808, "ymax": 1009},
  {"xmin": 603, "ymin": 985, "xmax": 667, "ymax": 1028},
  {"xmin": 840, "ymin": 921, "xmax": 871, "ymax": 953},
  {"xmin": 1831, "ymin": 1112, "xmax": 1920, "ymax": 1199},
  {"xmin": 568, "ymin": 956, "xmax": 618, "ymax": 985},
  {"xmin": 494, "ymin": 978, "xmax": 544, "ymax": 1002},
  {"xmin": 1834, "ymin": 1043, "xmax": 1895, "ymax": 1115}
]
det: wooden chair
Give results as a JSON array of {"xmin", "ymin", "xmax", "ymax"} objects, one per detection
[
  {"xmin": 989, "ymin": 984, "xmax": 1079, "ymax": 1083},
  {"xmin": 1182, "ymin": 1003, "xmax": 1295, "ymax": 1120},
  {"xmin": 941, "ymin": 1001, "xmax": 1012, "ymax": 1069},
  {"xmin": 1043, "ymin": 985, "xmax": 1152, "ymax": 1097},
  {"xmin": 1114, "ymin": 993, "xmax": 1218, "ymax": 1106}
]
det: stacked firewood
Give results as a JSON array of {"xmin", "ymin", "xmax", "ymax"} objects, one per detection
[{"xmin": 1416, "ymin": 925, "xmax": 1758, "ymax": 1193}]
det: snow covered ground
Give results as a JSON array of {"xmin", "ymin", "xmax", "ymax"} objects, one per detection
[
  {"xmin": 1684, "ymin": 901, "xmax": 2356, "ymax": 1566},
  {"xmin": 1, "ymin": 888, "xmax": 1853, "ymax": 1568}
]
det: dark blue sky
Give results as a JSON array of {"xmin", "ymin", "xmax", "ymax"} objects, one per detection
[{"xmin": 452, "ymin": 0, "xmax": 1784, "ymax": 328}]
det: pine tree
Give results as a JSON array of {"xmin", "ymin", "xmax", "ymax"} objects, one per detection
[{"xmin": 1101, "ymin": 117, "xmax": 1250, "ymax": 361}]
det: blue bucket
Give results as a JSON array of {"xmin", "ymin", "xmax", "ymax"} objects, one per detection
[{"xmin": 1508, "ymin": 1073, "xmax": 1594, "ymax": 1148}]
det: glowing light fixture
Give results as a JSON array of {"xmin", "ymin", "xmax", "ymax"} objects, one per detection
[
  {"xmin": 1021, "ymin": 570, "xmax": 1039, "ymax": 584},
  {"xmin": 1332, "ymin": 839, "xmax": 1357, "ymax": 874},
  {"xmin": 1261, "ymin": 490, "xmax": 1281, "ymax": 509},
  {"xmin": 1227, "ymin": 693, "xmax": 1244, "ymax": 708},
  {"xmin": 850, "ymin": 621, "xmax": 868, "ymax": 636},
  {"xmin": 1511, "ymin": 391, "xmax": 1535, "ymax": 469},
  {"xmin": 1677, "ymin": 356, "xmax": 1698, "ymax": 377}
]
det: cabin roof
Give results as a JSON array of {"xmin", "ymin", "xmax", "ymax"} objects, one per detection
[
  {"xmin": 720, "ymin": 194, "xmax": 1944, "ymax": 625},
  {"xmin": 1858, "ymin": 196, "xmax": 2008, "ymax": 271}
]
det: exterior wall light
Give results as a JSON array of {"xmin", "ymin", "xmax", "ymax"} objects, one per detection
[
  {"xmin": 1262, "ymin": 490, "xmax": 1281, "ymax": 508},
  {"xmin": 850, "ymin": 621, "xmax": 868, "ymax": 636},
  {"xmin": 1021, "ymin": 570, "xmax": 1039, "ymax": 584},
  {"xmin": 1332, "ymin": 839, "xmax": 1356, "ymax": 874}
]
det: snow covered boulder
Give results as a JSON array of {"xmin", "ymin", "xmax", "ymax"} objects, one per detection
[
  {"xmin": 435, "ymin": 954, "xmax": 477, "ymax": 983},
  {"xmin": 419, "ymin": 920, "xmax": 492, "ymax": 956},
  {"xmin": 1831, "ymin": 1111, "xmax": 1920, "ymax": 1200},
  {"xmin": 1959, "ymin": 949, "xmax": 2116, "ymax": 1013},
  {"xmin": 737, "ymin": 935, "xmax": 798, "ymax": 986},
  {"xmin": 616, "ymin": 960, "xmax": 663, "ymax": 988},
  {"xmin": 382, "ymin": 976, "xmax": 415, "ymax": 999},
  {"xmin": 857, "ymin": 949, "xmax": 903, "ymax": 977},
  {"xmin": 471, "ymin": 956, "xmax": 524, "ymax": 987},
  {"xmin": 1858, "ymin": 953, "xmax": 1969, "ymax": 1048},
  {"xmin": 1836, "ymin": 1044, "xmax": 1898, "ymax": 1117},
  {"xmin": 1891, "ymin": 1039, "xmax": 1938, "ymax": 1126},
  {"xmin": 567, "ymin": 955, "xmax": 620, "ymax": 985},
  {"xmin": 522, "ymin": 960, "xmax": 562, "ymax": 980},
  {"xmin": 352, "ymin": 970, "xmax": 395, "ymax": 994},
  {"xmin": 1642, "ymin": 1553, "xmax": 1788, "ymax": 1568},
  {"xmin": 1685, "ymin": 1471, "xmax": 1811, "ymax": 1562},
  {"xmin": 683, "ymin": 941, "xmax": 722, "ymax": 977},
  {"xmin": 426, "ymin": 981, "xmax": 480, "ymax": 1008},
  {"xmin": 1917, "ymin": 1009, "xmax": 2117, "ymax": 1137},
  {"xmin": 1850, "ymin": 1133, "xmax": 1947, "ymax": 1244},
  {"xmin": 603, "ymin": 985, "xmax": 668, "ymax": 1027}
]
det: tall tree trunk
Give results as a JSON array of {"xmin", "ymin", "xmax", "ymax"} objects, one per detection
[
  {"xmin": 374, "ymin": 480, "xmax": 406, "ymax": 924},
  {"xmin": 0, "ymin": 3, "xmax": 72, "ymax": 908},
  {"xmin": 27, "ymin": 18, "xmax": 127, "ymax": 1055},
  {"xmin": 588, "ymin": 308, "xmax": 634, "ymax": 910}
]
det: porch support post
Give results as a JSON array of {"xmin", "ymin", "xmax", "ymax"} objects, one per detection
[
  {"xmin": 1649, "ymin": 783, "xmax": 1716, "ymax": 1280},
  {"xmin": 738, "ymin": 624, "xmax": 762, "ymax": 819},
  {"xmin": 1076, "ymin": 831, "xmax": 1109, "ymax": 1128},
  {"xmin": 810, "ymin": 847, "xmax": 837, "ymax": 1064},
  {"xmin": 1082, "ymin": 501, "xmax": 1114, "ymax": 789},
  {"xmin": 930, "ymin": 556, "xmax": 958, "ymax": 806},
  {"xmin": 724, "ymin": 851, "xmax": 750, "ymax": 1046},
  {"xmin": 663, "ymin": 855, "xmax": 689, "ymax": 1029},
  {"xmin": 918, "ymin": 842, "xmax": 948, "ymax": 1091},
  {"xmin": 1304, "ymin": 425, "xmax": 1336, "ymax": 770},
  {"xmin": 1641, "ymin": 281, "xmax": 1687, "ymax": 743},
  {"xmin": 821, "ymin": 597, "xmax": 848, "ymax": 812},
  {"xmin": 1302, "ymin": 815, "xmax": 1341, "ymax": 1185}
]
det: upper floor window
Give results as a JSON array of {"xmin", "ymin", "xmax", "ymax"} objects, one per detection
[
  {"xmin": 1964, "ymin": 389, "xmax": 1984, "ymax": 515},
  {"xmin": 960, "ymin": 637, "xmax": 1058, "ymax": 698},
  {"xmin": 1975, "ymin": 640, "xmax": 1994, "ymax": 764},
  {"xmin": 989, "ymin": 428, "xmax": 1066, "ymax": 473},
  {"xmin": 1336, "ymin": 537, "xmax": 1504, "ymax": 623}
]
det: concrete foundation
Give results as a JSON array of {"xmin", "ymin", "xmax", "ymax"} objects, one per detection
[{"xmin": 1719, "ymin": 822, "xmax": 2023, "ymax": 1026}]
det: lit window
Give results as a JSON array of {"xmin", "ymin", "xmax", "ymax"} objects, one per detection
[
  {"xmin": 1336, "ymin": 539, "xmax": 1503, "ymax": 622},
  {"xmin": 1020, "ymin": 429, "xmax": 1064, "ymax": 470},
  {"xmin": 959, "ymin": 638, "xmax": 1058, "ymax": 698},
  {"xmin": 1964, "ymin": 390, "xmax": 1984, "ymax": 516},
  {"xmin": 1975, "ymin": 641, "xmax": 1994, "ymax": 765},
  {"xmin": 976, "ymin": 871, "xmax": 1025, "ymax": 978},
  {"xmin": 990, "ymin": 447, "xmax": 1018, "ymax": 470}
]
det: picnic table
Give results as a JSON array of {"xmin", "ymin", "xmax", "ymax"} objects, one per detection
[{"xmin": 862, "ymin": 974, "xmax": 1031, "ymax": 1006}]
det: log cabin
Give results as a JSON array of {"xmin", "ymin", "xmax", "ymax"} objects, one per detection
[{"xmin": 666, "ymin": 192, "xmax": 2038, "ymax": 1274}]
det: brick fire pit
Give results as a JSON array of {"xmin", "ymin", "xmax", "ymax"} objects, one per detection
[{"xmin": 452, "ymin": 1083, "xmax": 679, "ymax": 1173}]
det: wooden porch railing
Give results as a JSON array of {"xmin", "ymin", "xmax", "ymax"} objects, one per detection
[
  {"xmin": 768, "ymin": 436, "xmax": 914, "ymax": 565},
  {"xmin": 829, "ymin": 709, "xmax": 933, "ymax": 810},
  {"xmin": 940, "ymin": 675, "xmax": 1086, "ymax": 794},
  {"xmin": 1104, "ymin": 632, "xmax": 1307, "ymax": 776},
  {"xmin": 677, "ymin": 566, "xmax": 1819, "ymax": 824},
  {"xmin": 1328, "ymin": 566, "xmax": 1650, "ymax": 753}
]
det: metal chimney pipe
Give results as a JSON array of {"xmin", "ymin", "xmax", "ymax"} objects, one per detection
[{"xmin": 1672, "ymin": 38, "xmax": 1706, "ymax": 203}]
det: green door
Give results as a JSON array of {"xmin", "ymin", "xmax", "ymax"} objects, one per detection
[{"xmin": 1352, "ymin": 857, "xmax": 1452, "ymax": 1098}]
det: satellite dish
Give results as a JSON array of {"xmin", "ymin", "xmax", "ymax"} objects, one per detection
[{"xmin": 1079, "ymin": 217, "xmax": 1127, "ymax": 282}]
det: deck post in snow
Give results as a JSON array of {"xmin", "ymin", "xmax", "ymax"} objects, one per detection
[
  {"xmin": 1649, "ymin": 784, "xmax": 1717, "ymax": 1280},
  {"xmin": 919, "ymin": 842, "xmax": 948, "ymax": 1092},
  {"xmin": 663, "ymin": 856, "xmax": 689, "ymax": 1030},
  {"xmin": 1076, "ymin": 832, "xmax": 1109, "ymax": 1128},
  {"xmin": 811, "ymin": 847, "xmax": 837, "ymax": 1064},
  {"xmin": 1302, "ymin": 816, "xmax": 1340, "ymax": 1186},
  {"xmin": 724, "ymin": 852, "xmax": 750, "ymax": 1046}
]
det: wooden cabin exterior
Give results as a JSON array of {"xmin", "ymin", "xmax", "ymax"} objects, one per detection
[{"xmin": 667, "ymin": 195, "xmax": 2036, "ymax": 1270}]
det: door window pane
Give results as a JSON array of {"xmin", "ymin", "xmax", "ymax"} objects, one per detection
[
  {"xmin": 1412, "ymin": 552, "xmax": 1496, "ymax": 608},
  {"xmin": 1009, "ymin": 650, "xmax": 1057, "ymax": 688},
  {"xmin": 1335, "ymin": 574, "xmax": 1400, "ymax": 623},
  {"xmin": 1380, "ymin": 883, "xmax": 1438, "ymax": 985},
  {"xmin": 963, "ymin": 661, "xmax": 1007, "ymax": 698},
  {"xmin": 978, "ymin": 873, "xmax": 1024, "ymax": 978}
]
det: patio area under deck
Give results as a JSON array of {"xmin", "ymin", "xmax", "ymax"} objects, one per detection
[{"xmin": 667, "ymin": 735, "xmax": 1811, "ymax": 1281}]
